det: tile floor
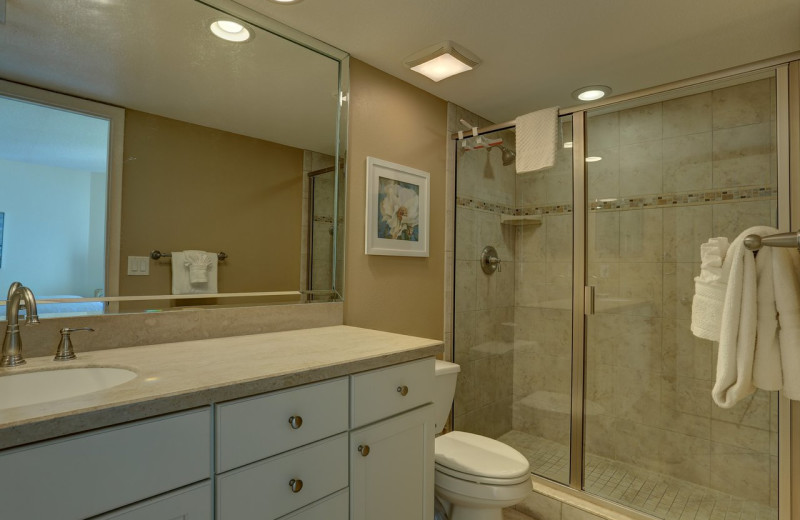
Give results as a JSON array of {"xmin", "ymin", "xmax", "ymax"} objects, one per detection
[{"xmin": 499, "ymin": 430, "xmax": 777, "ymax": 520}]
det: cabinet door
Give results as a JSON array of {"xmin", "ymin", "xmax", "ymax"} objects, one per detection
[
  {"xmin": 350, "ymin": 404, "xmax": 434, "ymax": 520},
  {"xmin": 93, "ymin": 482, "xmax": 212, "ymax": 520}
]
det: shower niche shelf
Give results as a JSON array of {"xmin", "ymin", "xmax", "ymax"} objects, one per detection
[{"xmin": 500, "ymin": 215, "xmax": 542, "ymax": 226}]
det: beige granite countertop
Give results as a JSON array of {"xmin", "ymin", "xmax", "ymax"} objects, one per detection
[{"xmin": 0, "ymin": 325, "xmax": 442, "ymax": 450}]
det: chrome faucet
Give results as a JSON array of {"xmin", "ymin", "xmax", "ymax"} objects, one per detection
[{"xmin": 1, "ymin": 282, "xmax": 40, "ymax": 367}]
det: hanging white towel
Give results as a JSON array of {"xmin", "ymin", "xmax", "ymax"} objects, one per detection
[
  {"xmin": 515, "ymin": 107, "xmax": 559, "ymax": 174},
  {"xmin": 773, "ymin": 245, "xmax": 800, "ymax": 399},
  {"xmin": 171, "ymin": 251, "xmax": 218, "ymax": 295},
  {"xmin": 712, "ymin": 226, "xmax": 778, "ymax": 408}
]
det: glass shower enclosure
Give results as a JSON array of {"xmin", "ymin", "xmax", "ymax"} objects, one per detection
[{"xmin": 452, "ymin": 64, "xmax": 792, "ymax": 520}]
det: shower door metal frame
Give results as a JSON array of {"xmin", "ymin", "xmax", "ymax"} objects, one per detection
[{"xmin": 569, "ymin": 112, "xmax": 587, "ymax": 489}]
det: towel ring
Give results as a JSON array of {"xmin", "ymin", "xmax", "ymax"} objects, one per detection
[{"xmin": 150, "ymin": 250, "xmax": 228, "ymax": 261}]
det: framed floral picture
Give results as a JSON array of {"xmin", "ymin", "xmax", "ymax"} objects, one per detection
[{"xmin": 365, "ymin": 157, "xmax": 430, "ymax": 257}]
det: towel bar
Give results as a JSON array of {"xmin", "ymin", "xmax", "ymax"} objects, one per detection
[
  {"xmin": 743, "ymin": 231, "xmax": 800, "ymax": 251},
  {"xmin": 150, "ymin": 250, "xmax": 228, "ymax": 261}
]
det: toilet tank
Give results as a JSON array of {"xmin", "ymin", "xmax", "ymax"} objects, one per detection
[{"xmin": 434, "ymin": 360, "xmax": 461, "ymax": 434}]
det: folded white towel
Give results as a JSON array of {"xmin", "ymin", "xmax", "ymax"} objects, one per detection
[
  {"xmin": 691, "ymin": 237, "xmax": 730, "ymax": 340},
  {"xmin": 171, "ymin": 251, "xmax": 218, "ymax": 295},
  {"xmin": 691, "ymin": 280, "xmax": 727, "ymax": 341},
  {"xmin": 515, "ymin": 107, "xmax": 559, "ymax": 174},
  {"xmin": 185, "ymin": 250, "xmax": 214, "ymax": 284},
  {"xmin": 712, "ymin": 227, "xmax": 768, "ymax": 408}
]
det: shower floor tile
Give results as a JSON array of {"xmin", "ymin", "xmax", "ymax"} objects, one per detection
[{"xmin": 498, "ymin": 430, "xmax": 777, "ymax": 520}]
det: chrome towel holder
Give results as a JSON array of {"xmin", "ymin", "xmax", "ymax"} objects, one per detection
[
  {"xmin": 743, "ymin": 231, "xmax": 800, "ymax": 251},
  {"xmin": 150, "ymin": 250, "xmax": 228, "ymax": 261}
]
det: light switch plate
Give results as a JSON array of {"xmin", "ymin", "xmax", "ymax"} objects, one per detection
[{"xmin": 127, "ymin": 256, "xmax": 150, "ymax": 275}]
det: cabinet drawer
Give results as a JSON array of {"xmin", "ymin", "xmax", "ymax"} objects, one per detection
[
  {"xmin": 216, "ymin": 377, "xmax": 348, "ymax": 472},
  {"xmin": 217, "ymin": 433, "xmax": 348, "ymax": 520},
  {"xmin": 94, "ymin": 481, "xmax": 212, "ymax": 520},
  {"xmin": 350, "ymin": 357, "xmax": 434, "ymax": 428},
  {"xmin": 0, "ymin": 408, "xmax": 211, "ymax": 520},
  {"xmin": 280, "ymin": 489, "xmax": 349, "ymax": 520}
]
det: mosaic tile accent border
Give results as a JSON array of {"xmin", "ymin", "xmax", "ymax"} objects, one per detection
[
  {"xmin": 455, "ymin": 197, "xmax": 516, "ymax": 215},
  {"xmin": 456, "ymin": 196, "xmax": 572, "ymax": 216},
  {"xmin": 589, "ymin": 186, "xmax": 777, "ymax": 211},
  {"xmin": 457, "ymin": 186, "xmax": 776, "ymax": 217}
]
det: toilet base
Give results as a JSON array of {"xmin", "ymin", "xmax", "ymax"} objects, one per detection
[{"xmin": 437, "ymin": 496, "xmax": 504, "ymax": 520}]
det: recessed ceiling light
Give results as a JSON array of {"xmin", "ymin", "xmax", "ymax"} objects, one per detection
[
  {"xmin": 210, "ymin": 20, "xmax": 252, "ymax": 42},
  {"xmin": 563, "ymin": 141, "xmax": 573, "ymax": 149},
  {"xmin": 267, "ymin": 0, "xmax": 304, "ymax": 3},
  {"xmin": 585, "ymin": 156, "xmax": 603, "ymax": 162},
  {"xmin": 572, "ymin": 85, "xmax": 612, "ymax": 102},
  {"xmin": 404, "ymin": 41, "xmax": 480, "ymax": 82}
]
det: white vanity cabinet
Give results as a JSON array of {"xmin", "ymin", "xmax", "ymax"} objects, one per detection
[
  {"xmin": 349, "ymin": 357, "xmax": 435, "ymax": 520},
  {"xmin": 215, "ymin": 378, "xmax": 350, "ymax": 520},
  {"xmin": 94, "ymin": 482, "xmax": 213, "ymax": 520},
  {"xmin": 0, "ymin": 348, "xmax": 439, "ymax": 520},
  {"xmin": 0, "ymin": 408, "xmax": 212, "ymax": 520},
  {"xmin": 215, "ymin": 357, "xmax": 435, "ymax": 520}
]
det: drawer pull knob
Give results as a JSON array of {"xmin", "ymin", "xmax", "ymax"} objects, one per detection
[
  {"xmin": 397, "ymin": 385, "xmax": 409, "ymax": 396},
  {"xmin": 358, "ymin": 444, "xmax": 370, "ymax": 457},
  {"xmin": 289, "ymin": 479, "xmax": 303, "ymax": 493},
  {"xmin": 288, "ymin": 415, "xmax": 303, "ymax": 429}
]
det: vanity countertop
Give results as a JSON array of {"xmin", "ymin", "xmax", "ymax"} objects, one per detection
[{"xmin": 0, "ymin": 325, "xmax": 443, "ymax": 450}]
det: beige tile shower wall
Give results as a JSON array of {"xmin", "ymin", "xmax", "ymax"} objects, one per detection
[
  {"xmin": 513, "ymin": 135, "xmax": 574, "ymax": 449},
  {"xmin": 451, "ymin": 106, "xmax": 516, "ymax": 439},
  {"xmin": 583, "ymin": 78, "xmax": 778, "ymax": 506}
]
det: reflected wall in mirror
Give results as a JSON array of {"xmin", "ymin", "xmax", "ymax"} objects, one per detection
[{"xmin": 0, "ymin": 0, "xmax": 348, "ymax": 317}]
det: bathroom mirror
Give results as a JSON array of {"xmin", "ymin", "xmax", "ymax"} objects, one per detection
[{"xmin": 0, "ymin": 0, "xmax": 348, "ymax": 317}]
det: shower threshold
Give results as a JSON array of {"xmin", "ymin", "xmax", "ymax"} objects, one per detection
[{"xmin": 499, "ymin": 430, "xmax": 776, "ymax": 520}]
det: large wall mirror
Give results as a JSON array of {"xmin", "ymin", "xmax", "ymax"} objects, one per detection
[{"xmin": 0, "ymin": 0, "xmax": 348, "ymax": 318}]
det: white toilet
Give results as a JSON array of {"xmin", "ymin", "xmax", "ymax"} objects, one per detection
[{"xmin": 433, "ymin": 360, "xmax": 531, "ymax": 520}]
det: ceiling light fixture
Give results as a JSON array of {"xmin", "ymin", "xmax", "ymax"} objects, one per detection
[
  {"xmin": 404, "ymin": 41, "xmax": 480, "ymax": 82},
  {"xmin": 585, "ymin": 156, "xmax": 603, "ymax": 162},
  {"xmin": 210, "ymin": 20, "xmax": 252, "ymax": 42},
  {"xmin": 572, "ymin": 85, "xmax": 612, "ymax": 102},
  {"xmin": 267, "ymin": 0, "xmax": 304, "ymax": 3}
]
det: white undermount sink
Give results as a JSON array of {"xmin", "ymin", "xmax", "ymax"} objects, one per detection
[{"xmin": 0, "ymin": 367, "xmax": 137, "ymax": 410}]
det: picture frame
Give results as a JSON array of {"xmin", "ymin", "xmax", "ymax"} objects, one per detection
[{"xmin": 365, "ymin": 157, "xmax": 430, "ymax": 257}]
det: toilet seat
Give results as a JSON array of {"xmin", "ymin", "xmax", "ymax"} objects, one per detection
[
  {"xmin": 435, "ymin": 463, "xmax": 531, "ymax": 486},
  {"xmin": 435, "ymin": 431, "xmax": 530, "ymax": 485}
]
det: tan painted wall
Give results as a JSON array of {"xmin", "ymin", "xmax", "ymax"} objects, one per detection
[
  {"xmin": 118, "ymin": 110, "xmax": 303, "ymax": 302},
  {"xmin": 344, "ymin": 59, "xmax": 447, "ymax": 340}
]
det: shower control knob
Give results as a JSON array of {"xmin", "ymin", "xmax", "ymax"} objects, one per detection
[
  {"xmin": 397, "ymin": 385, "xmax": 409, "ymax": 396},
  {"xmin": 289, "ymin": 479, "xmax": 303, "ymax": 493},
  {"xmin": 288, "ymin": 415, "xmax": 303, "ymax": 429},
  {"xmin": 358, "ymin": 444, "xmax": 370, "ymax": 457}
]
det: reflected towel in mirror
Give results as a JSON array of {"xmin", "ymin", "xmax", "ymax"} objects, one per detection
[{"xmin": 171, "ymin": 251, "xmax": 218, "ymax": 295}]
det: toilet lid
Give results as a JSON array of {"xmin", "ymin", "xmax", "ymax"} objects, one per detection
[{"xmin": 435, "ymin": 431, "xmax": 530, "ymax": 479}]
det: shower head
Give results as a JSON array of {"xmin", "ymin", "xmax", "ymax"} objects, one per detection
[{"xmin": 492, "ymin": 144, "xmax": 515, "ymax": 166}]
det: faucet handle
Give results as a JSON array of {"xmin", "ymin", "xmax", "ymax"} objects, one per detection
[{"xmin": 54, "ymin": 327, "xmax": 95, "ymax": 361}]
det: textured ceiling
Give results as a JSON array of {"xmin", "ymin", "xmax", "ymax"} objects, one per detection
[{"xmin": 236, "ymin": 0, "xmax": 800, "ymax": 123}]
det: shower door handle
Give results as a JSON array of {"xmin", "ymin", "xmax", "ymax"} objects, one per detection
[{"xmin": 584, "ymin": 286, "xmax": 595, "ymax": 315}]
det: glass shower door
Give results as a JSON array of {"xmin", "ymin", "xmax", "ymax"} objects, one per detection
[
  {"xmin": 452, "ymin": 115, "xmax": 574, "ymax": 485},
  {"xmin": 583, "ymin": 75, "xmax": 779, "ymax": 520}
]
